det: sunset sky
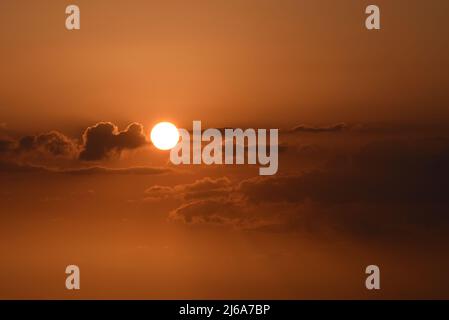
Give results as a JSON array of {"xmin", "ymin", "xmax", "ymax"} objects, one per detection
[{"xmin": 1, "ymin": 0, "xmax": 449, "ymax": 299}]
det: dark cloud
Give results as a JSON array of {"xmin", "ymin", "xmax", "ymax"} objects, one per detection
[
  {"xmin": 36, "ymin": 132, "xmax": 77, "ymax": 156},
  {"xmin": 0, "ymin": 123, "xmax": 173, "ymax": 175},
  {"xmin": 0, "ymin": 131, "xmax": 78, "ymax": 159},
  {"xmin": 19, "ymin": 131, "xmax": 78, "ymax": 157},
  {"xmin": 0, "ymin": 138, "xmax": 15, "ymax": 154},
  {"xmin": 240, "ymin": 138, "xmax": 449, "ymax": 234},
  {"xmin": 145, "ymin": 176, "xmax": 285, "ymax": 229},
  {"xmin": 17, "ymin": 135, "xmax": 35, "ymax": 151},
  {"xmin": 290, "ymin": 123, "xmax": 347, "ymax": 133},
  {"xmin": 161, "ymin": 138, "xmax": 449, "ymax": 238},
  {"xmin": 239, "ymin": 139, "xmax": 449, "ymax": 205},
  {"xmin": 1, "ymin": 122, "xmax": 148, "ymax": 164},
  {"xmin": 79, "ymin": 122, "xmax": 147, "ymax": 161}
]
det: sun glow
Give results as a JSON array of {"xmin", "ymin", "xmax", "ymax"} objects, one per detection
[{"xmin": 150, "ymin": 122, "xmax": 180, "ymax": 150}]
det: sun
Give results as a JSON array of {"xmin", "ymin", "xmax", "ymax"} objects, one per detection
[{"xmin": 150, "ymin": 122, "xmax": 180, "ymax": 150}]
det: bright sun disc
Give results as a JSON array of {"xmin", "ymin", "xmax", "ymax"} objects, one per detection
[{"xmin": 150, "ymin": 122, "xmax": 180, "ymax": 150}]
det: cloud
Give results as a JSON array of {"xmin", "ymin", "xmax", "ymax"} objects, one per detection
[
  {"xmin": 0, "ymin": 159, "xmax": 171, "ymax": 176},
  {"xmin": 237, "ymin": 139, "xmax": 449, "ymax": 234},
  {"xmin": 161, "ymin": 138, "xmax": 449, "ymax": 238},
  {"xmin": 145, "ymin": 176, "xmax": 290, "ymax": 229},
  {"xmin": 240, "ymin": 138, "xmax": 449, "ymax": 204},
  {"xmin": 0, "ymin": 160, "xmax": 49, "ymax": 173},
  {"xmin": 145, "ymin": 177, "xmax": 232, "ymax": 201},
  {"xmin": 79, "ymin": 122, "xmax": 147, "ymax": 161},
  {"xmin": 0, "ymin": 138, "xmax": 15, "ymax": 154},
  {"xmin": 169, "ymin": 199, "xmax": 245, "ymax": 225},
  {"xmin": 0, "ymin": 131, "xmax": 78, "ymax": 159},
  {"xmin": 0, "ymin": 122, "xmax": 174, "ymax": 175},
  {"xmin": 18, "ymin": 131, "xmax": 78, "ymax": 157},
  {"xmin": 168, "ymin": 197, "xmax": 292, "ymax": 230},
  {"xmin": 290, "ymin": 123, "xmax": 347, "ymax": 133},
  {"xmin": 1, "ymin": 122, "xmax": 147, "ymax": 162},
  {"xmin": 60, "ymin": 166, "xmax": 170, "ymax": 175}
]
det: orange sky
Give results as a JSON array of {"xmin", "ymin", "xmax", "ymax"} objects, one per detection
[{"xmin": 1, "ymin": 0, "xmax": 449, "ymax": 132}]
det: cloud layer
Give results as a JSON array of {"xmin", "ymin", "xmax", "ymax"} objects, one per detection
[
  {"xmin": 0, "ymin": 122, "xmax": 150, "ymax": 171},
  {"xmin": 0, "ymin": 131, "xmax": 78, "ymax": 158},
  {"xmin": 290, "ymin": 122, "xmax": 347, "ymax": 133},
  {"xmin": 146, "ymin": 136, "xmax": 449, "ymax": 240}
]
